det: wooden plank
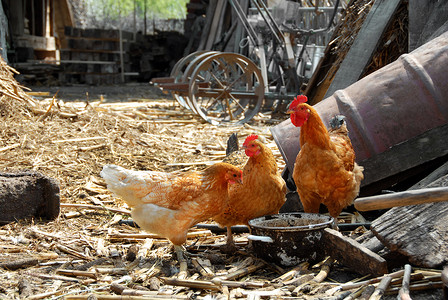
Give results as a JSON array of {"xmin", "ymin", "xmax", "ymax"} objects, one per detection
[
  {"xmin": 158, "ymin": 82, "xmax": 210, "ymax": 93},
  {"xmin": 408, "ymin": 0, "xmax": 448, "ymax": 51},
  {"xmin": 64, "ymin": 36, "xmax": 121, "ymax": 42},
  {"xmin": 60, "ymin": 60, "xmax": 118, "ymax": 65},
  {"xmin": 213, "ymin": 0, "xmax": 228, "ymax": 47},
  {"xmin": 197, "ymin": 0, "xmax": 217, "ymax": 51},
  {"xmin": 371, "ymin": 201, "xmax": 448, "ymax": 268},
  {"xmin": 232, "ymin": 0, "xmax": 249, "ymax": 54},
  {"xmin": 150, "ymin": 77, "xmax": 175, "ymax": 85},
  {"xmin": 61, "ymin": 47, "xmax": 122, "ymax": 54},
  {"xmin": 324, "ymin": 0, "xmax": 401, "ymax": 99},
  {"xmin": 370, "ymin": 173, "xmax": 448, "ymax": 269},
  {"xmin": 205, "ymin": 0, "xmax": 226, "ymax": 50},
  {"xmin": 359, "ymin": 123, "xmax": 448, "ymax": 188},
  {"xmin": 119, "ymin": 28, "xmax": 124, "ymax": 83},
  {"xmin": 409, "ymin": 161, "xmax": 448, "ymax": 190},
  {"xmin": 54, "ymin": 0, "xmax": 74, "ymax": 49},
  {"xmin": 322, "ymin": 228, "xmax": 388, "ymax": 276}
]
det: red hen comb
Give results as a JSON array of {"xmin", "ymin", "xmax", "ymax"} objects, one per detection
[
  {"xmin": 289, "ymin": 95, "xmax": 308, "ymax": 109},
  {"xmin": 243, "ymin": 134, "xmax": 258, "ymax": 146}
]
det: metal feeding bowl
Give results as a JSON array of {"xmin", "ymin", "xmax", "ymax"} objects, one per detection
[{"xmin": 248, "ymin": 213, "xmax": 334, "ymax": 267}]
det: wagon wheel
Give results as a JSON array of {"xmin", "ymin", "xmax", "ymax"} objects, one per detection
[
  {"xmin": 188, "ymin": 53, "xmax": 265, "ymax": 125},
  {"xmin": 169, "ymin": 51, "xmax": 211, "ymax": 109},
  {"xmin": 180, "ymin": 51, "xmax": 221, "ymax": 113}
]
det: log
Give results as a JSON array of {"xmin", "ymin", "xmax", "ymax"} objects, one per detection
[
  {"xmin": 0, "ymin": 171, "xmax": 60, "ymax": 224},
  {"xmin": 322, "ymin": 228, "xmax": 388, "ymax": 276},
  {"xmin": 0, "ymin": 258, "xmax": 38, "ymax": 270},
  {"xmin": 354, "ymin": 187, "xmax": 448, "ymax": 211}
]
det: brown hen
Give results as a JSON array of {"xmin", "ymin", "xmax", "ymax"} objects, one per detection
[
  {"xmin": 287, "ymin": 95, "xmax": 364, "ymax": 219},
  {"xmin": 213, "ymin": 134, "xmax": 286, "ymax": 251}
]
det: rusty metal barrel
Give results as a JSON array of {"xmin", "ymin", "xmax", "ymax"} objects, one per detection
[{"xmin": 272, "ymin": 31, "xmax": 448, "ymax": 175}]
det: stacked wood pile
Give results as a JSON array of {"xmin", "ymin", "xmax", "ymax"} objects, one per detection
[
  {"xmin": 60, "ymin": 27, "xmax": 135, "ymax": 85},
  {"xmin": 133, "ymin": 31, "xmax": 189, "ymax": 81},
  {"xmin": 22, "ymin": 26, "xmax": 189, "ymax": 85}
]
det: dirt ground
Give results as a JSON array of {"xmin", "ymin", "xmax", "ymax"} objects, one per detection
[{"xmin": 26, "ymin": 82, "xmax": 168, "ymax": 102}]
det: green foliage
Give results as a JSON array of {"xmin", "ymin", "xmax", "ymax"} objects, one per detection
[{"xmin": 86, "ymin": 0, "xmax": 188, "ymax": 20}]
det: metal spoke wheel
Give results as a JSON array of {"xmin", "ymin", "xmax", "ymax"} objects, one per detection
[
  {"xmin": 188, "ymin": 53, "xmax": 265, "ymax": 125},
  {"xmin": 169, "ymin": 51, "xmax": 218, "ymax": 109}
]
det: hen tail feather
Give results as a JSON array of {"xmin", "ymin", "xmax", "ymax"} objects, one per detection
[
  {"xmin": 329, "ymin": 115, "xmax": 346, "ymax": 130},
  {"xmin": 100, "ymin": 164, "xmax": 144, "ymax": 207},
  {"xmin": 226, "ymin": 133, "xmax": 239, "ymax": 155}
]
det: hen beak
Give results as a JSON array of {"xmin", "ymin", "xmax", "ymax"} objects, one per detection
[
  {"xmin": 238, "ymin": 171, "xmax": 243, "ymax": 184},
  {"xmin": 286, "ymin": 109, "xmax": 294, "ymax": 114},
  {"xmin": 236, "ymin": 170, "xmax": 243, "ymax": 184}
]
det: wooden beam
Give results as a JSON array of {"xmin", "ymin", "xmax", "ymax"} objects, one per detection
[
  {"xmin": 197, "ymin": 0, "xmax": 217, "ymax": 51},
  {"xmin": 408, "ymin": 0, "xmax": 448, "ymax": 51},
  {"xmin": 322, "ymin": 228, "xmax": 388, "ymax": 276},
  {"xmin": 359, "ymin": 123, "xmax": 448, "ymax": 187}
]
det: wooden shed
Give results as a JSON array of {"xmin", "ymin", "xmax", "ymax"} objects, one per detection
[{"xmin": 2, "ymin": 0, "xmax": 73, "ymax": 63}]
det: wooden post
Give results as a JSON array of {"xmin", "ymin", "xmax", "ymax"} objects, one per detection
[{"xmin": 119, "ymin": 28, "xmax": 124, "ymax": 83}]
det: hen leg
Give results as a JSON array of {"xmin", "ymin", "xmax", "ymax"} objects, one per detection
[
  {"xmin": 330, "ymin": 215, "xmax": 339, "ymax": 230},
  {"xmin": 220, "ymin": 226, "xmax": 238, "ymax": 254},
  {"xmin": 328, "ymin": 208, "xmax": 342, "ymax": 231},
  {"xmin": 174, "ymin": 245, "xmax": 188, "ymax": 279}
]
